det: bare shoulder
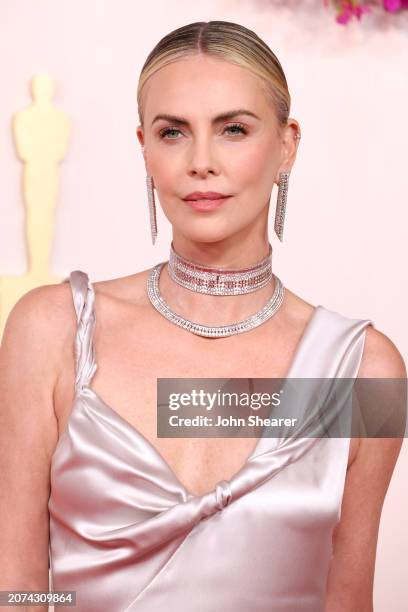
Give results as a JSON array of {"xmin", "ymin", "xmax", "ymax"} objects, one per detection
[
  {"xmin": 1, "ymin": 280, "xmax": 77, "ymax": 367},
  {"xmin": 354, "ymin": 322, "xmax": 406, "ymax": 464},
  {"xmin": 352, "ymin": 322, "xmax": 406, "ymax": 456},
  {"xmin": 0, "ymin": 280, "xmax": 79, "ymax": 465},
  {"xmin": 283, "ymin": 289, "xmax": 406, "ymax": 382},
  {"xmin": 357, "ymin": 322, "xmax": 407, "ymax": 379},
  {"xmin": 12, "ymin": 269, "xmax": 153, "ymax": 376},
  {"xmin": 3, "ymin": 280, "xmax": 70, "ymax": 327}
]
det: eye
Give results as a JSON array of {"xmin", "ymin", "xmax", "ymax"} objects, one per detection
[
  {"xmin": 158, "ymin": 122, "xmax": 248, "ymax": 140},
  {"xmin": 224, "ymin": 122, "xmax": 247, "ymax": 136},
  {"xmin": 159, "ymin": 127, "xmax": 183, "ymax": 140}
]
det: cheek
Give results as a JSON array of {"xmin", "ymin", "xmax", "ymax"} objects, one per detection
[
  {"xmin": 154, "ymin": 146, "xmax": 207, "ymax": 193},
  {"xmin": 151, "ymin": 161, "xmax": 177, "ymax": 193},
  {"xmin": 227, "ymin": 142, "xmax": 276, "ymax": 185}
]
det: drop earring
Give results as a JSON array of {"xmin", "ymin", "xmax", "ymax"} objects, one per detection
[
  {"xmin": 142, "ymin": 144, "xmax": 158, "ymax": 245},
  {"xmin": 146, "ymin": 175, "xmax": 158, "ymax": 245},
  {"xmin": 274, "ymin": 171, "xmax": 290, "ymax": 242},
  {"xmin": 274, "ymin": 131, "xmax": 301, "ymax": 242}
]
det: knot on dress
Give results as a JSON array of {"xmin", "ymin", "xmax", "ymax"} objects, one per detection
[{"xmin": 214, "ymin": 480, "xmax": 232, "ymax": 511}]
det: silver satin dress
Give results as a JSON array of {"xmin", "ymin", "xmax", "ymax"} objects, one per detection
[{"xmin": 48, "ymin": 270, "xmax": 373, "ymax": 611}]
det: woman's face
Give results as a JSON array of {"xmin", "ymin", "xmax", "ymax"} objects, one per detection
[{"xmin": 137, "ymin": 54, "xmax": 299, "ymax": 244}]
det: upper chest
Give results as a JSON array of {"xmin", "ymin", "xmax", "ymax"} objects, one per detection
[
  {"xmin": 57, "ymin": 298, "xmax": 309, "ymax": 428},
  {"xmin": 54, "ymin": 296, "xmax": 358, "ymax": 495}
]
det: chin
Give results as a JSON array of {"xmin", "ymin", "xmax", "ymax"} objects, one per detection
[{"xmin": 174, "ymin": 227, "xmax": 240, "ymax": 246}]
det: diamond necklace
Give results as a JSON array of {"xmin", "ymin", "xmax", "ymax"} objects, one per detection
[
  {"xmin": 168, "ymin": 240, "xmax": 273, "ymax": 295},
  {"xmin": 146, "ymin": 260, "xmax": 285, "ymax": 338}
]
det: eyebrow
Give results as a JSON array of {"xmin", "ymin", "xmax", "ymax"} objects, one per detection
[{"xmin": 151, "ymin": 109, "xmax": 261, "ymax": 127}]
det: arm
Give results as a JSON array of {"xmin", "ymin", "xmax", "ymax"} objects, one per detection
[
  {"xmin": 325, "ymin": 326, "xmax": 407, "ymax": 611},
  {"xmin": 0, "ymin": 285, "xmax": 67, "ymax": 611}
]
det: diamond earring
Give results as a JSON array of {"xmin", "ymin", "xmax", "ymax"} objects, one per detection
[
  {"xmin": 142, "ymin": 144, "xmax": 158, "ymax": 245},
  {"xmin": 146, "ymin": 175, "xmax": 158, "ymax": 245},
  {"xmin": 274, "ymin": 171, "xmax": 290, "ymax": 242}
]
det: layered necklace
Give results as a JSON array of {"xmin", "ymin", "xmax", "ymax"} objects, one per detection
[{"xmin": 146, "ymin": 241, "xmax": 285, "ymax": 338}]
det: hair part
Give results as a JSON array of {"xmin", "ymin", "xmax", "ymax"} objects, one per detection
[{"xmin": 137, "ymin": 21, "xmax": 291, "ymax": 131}]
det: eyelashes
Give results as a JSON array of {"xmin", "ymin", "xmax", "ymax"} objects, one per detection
[{"xmin": 159, "ymin": 122, "xmax": 248, "ymax": 140}]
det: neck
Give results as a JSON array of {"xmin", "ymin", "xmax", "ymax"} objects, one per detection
[
  {"xmin": 169, "ymin": 235, "xmax": 271, "ymax": 269},
  {"xmin": 158, "ymin": 236, "xmax": 277, "ymax": 325}
]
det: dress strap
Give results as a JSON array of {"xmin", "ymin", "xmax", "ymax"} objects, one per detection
[{"xmin": 62, "ymin": 270, "xmax": 98, "ymax": 391}]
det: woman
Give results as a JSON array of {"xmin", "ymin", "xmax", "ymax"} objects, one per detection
[{"xmin": 1, "ymin": 20, "xmax": 405, "ymax": 612}]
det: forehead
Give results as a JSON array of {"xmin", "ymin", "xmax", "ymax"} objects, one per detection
[{"xmin": 142, "ymin": 55, "xmax": 273, "ymax": 122}]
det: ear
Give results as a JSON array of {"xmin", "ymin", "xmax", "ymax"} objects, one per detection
[
  {"xmin": 136, "ymin": 125, "xmax": 146, "ymax": 162},
  {"xmin": 274, "ymin": 118, "xmax": 301, "ymax": 185}
]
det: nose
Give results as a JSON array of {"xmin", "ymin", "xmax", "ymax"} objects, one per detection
[{"xmin": 187, "ymin": 135, "xmax": 219, "ymax": 177}]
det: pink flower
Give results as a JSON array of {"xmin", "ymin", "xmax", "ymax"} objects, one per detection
[
  {"xmin": 336, "ymin": 9, "xmax": 352, "ymax": 24},
  {"xmin": 325, "ymin": 0, "xmax": 407, "ymax": 25},
  {"xmin": 353, "ymin": 3, "xmax": 371, "ymax": 19},
  {"xmin": 336, "ymin": 1, "xmax": 353, "ymax": 24},
  {"xmin": 336, "ymin": 1, "xmax": 371, "ymax": 24},
  {"xmin": 383, "ymin": 0, "xmax": 402, "ymax": 11}
]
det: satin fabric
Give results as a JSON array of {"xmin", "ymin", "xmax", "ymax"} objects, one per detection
[{"xmin": 48, "ymin": 270, "xmax": 373, "ymax": 611}]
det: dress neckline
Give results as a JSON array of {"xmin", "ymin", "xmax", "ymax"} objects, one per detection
[{"xmin": 53, "ymin": 302, "xmax": 324, "ymax": 500}]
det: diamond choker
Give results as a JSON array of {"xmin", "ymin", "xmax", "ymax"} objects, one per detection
[{"xmin": 167, "ymin": 241, "xmax": 273, "ymax": 295}]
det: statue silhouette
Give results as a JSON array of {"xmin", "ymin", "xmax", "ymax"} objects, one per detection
[
  {"xmin": 1, "ymin": 73, "xmax": 71, "ymax": 335},
  {"xmin": 12, "ymin": 72, "xmax": 71, "ymax": 277}
]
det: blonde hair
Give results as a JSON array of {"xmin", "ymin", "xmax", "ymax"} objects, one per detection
[{"xmin": 137, "ymin": 20, "xmax": 291, "ymax": 130}]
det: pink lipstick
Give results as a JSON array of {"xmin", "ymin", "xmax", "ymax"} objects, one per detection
[{"xmin": 183, "ymin": 191, "xmax": 232, "ymax": 211}]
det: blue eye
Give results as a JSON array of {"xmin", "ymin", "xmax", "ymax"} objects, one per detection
[
  {"xmin": 225, "ymin": 123, "xmax": 247, "ymax": 135},
  {"xmin": 159, "ymin": 127, "xmax": 182, "ymax": 139},
  {"xmin": 159, "ymin": 123, "xmax": 248, "ymax": 140}
]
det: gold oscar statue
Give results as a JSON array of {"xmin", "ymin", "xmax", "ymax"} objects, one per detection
[{"xmin": 0, "ymin": 72, "xmax": 71, "ymax": 337}]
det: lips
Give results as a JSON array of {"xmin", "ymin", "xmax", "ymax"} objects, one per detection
[
  {"xmin": 183, "ymin": 193, "xmax": 231, "ymax": 212},
  {"xmin": 183, "ymin": 191, "xmax": 230, "ymax": 201}
]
